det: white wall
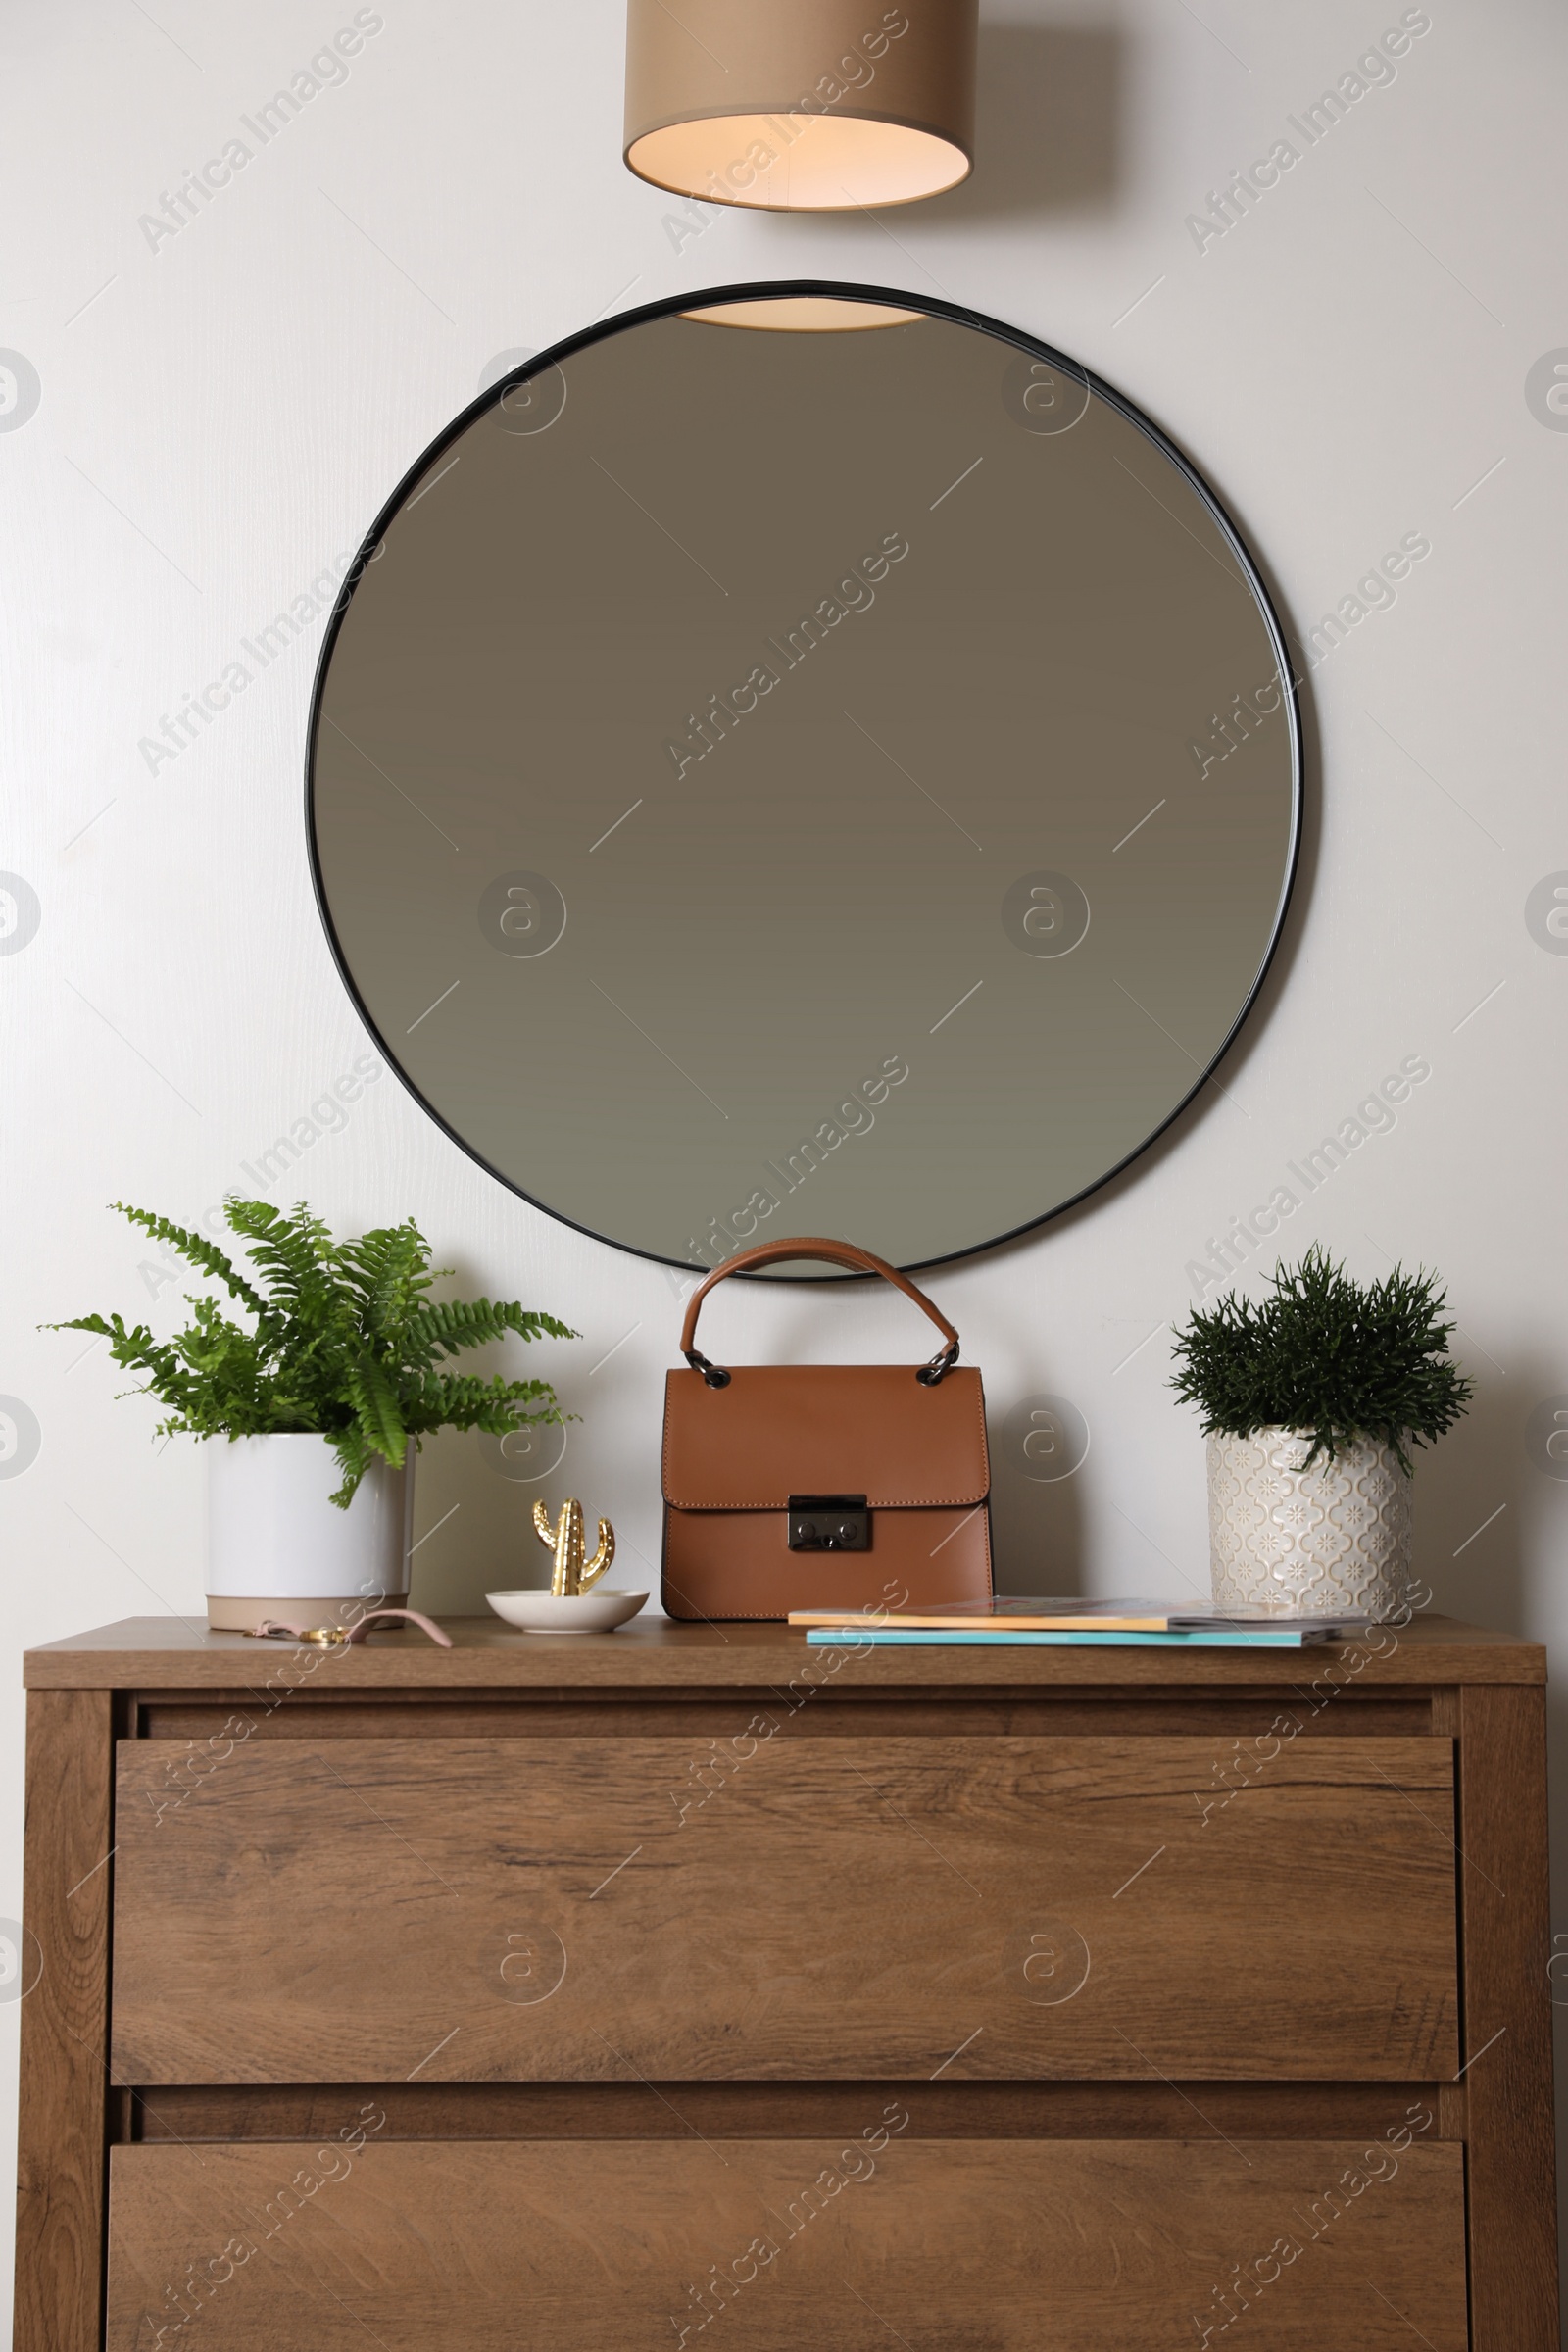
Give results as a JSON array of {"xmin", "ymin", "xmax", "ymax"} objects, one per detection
[{"xmin": 3, "ymin": 0, "xmax": 1565, "ymax": 2325}]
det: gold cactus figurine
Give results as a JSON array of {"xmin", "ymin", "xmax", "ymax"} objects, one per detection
[{"xmin": 532, "ymin": 1496, "xmax": 615, "ymax": 1596}]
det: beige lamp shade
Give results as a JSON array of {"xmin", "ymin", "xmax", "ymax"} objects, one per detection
[{"xmin": 624, "ymin": 0, "xmax": 977, "ymax": 210}]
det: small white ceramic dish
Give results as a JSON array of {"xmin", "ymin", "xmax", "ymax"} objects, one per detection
[{"xmin": 485, "ymin": 1588, "xmax": 649, "ymax": 1634}]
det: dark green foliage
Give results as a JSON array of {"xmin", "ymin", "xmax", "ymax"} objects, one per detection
[
  {"xmin": 1169, "ymin": 1245, "xmax": 1473, "ymax": 1473},
  {"xmin": 49, "ymin": 1199, "xmax": 577, "ymax": 1505}
]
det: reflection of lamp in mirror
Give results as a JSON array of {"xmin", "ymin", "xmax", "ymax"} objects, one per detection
[
  {"xmin": 681, "ymin": 296, "xmax": 926, "ymax": 330},
  {"xmin": 624, "ymin": 0, "xmax": 977, "ymax": 211}
]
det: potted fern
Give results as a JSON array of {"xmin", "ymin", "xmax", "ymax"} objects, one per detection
[
  {"xmin": 1169, "ymin": 1248, "xmax": 1472, "ymax": 1619},
  {"xmin": 53, "ymin": 1199, "xmax": 575, "ymax": 1629}
]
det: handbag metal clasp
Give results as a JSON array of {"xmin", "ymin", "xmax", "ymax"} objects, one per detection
[{"xmin": 787, "ymin": 1495, "xmax": 870, "ymax": 1551}]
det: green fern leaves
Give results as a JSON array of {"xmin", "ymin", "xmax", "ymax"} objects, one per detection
[
  {"xmin": 112, "ymin": 1204, "xmax": 269, "ymax": 1318},
  {"xmin": 1169, "ymin": 1245, "xmax": 1473, "ymax": 1473},
  {"xmin": 48, "ymin": 1199, "xmax": 578, "ymax": 1506}
]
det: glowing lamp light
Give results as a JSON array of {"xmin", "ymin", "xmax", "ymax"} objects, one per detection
[{"xmin": 624, "ymin": 0, "xmax": 978, "ymax": 212}]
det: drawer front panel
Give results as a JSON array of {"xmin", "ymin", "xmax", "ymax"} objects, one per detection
[
  {"xmin": 112, "ymin": 1734, "xmax": 1458, "ymax": 2082},
  {"xmin": 106, "ymin": 2135, "xmax": 1467, "ymax": 2351}
]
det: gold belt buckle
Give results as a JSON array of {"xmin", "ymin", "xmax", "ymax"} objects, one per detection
[{"xmin": 241, "ymin": 1622, "xmax": 352, "ymax": 1646}]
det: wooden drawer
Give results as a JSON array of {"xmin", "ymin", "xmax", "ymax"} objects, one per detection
[
  {"xmin": 106, "ymin": 2134, "xmax": 1468, "ymax": 2350},
  {"xmin": 111, "ymin": 1734, "xmax": 1459, "ymax": 2082}
]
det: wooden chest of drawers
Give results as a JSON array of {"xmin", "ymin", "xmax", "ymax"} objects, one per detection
[{"xmin": 14, "ymin": 1615, "xmax": 1558, "ymax": 2349}]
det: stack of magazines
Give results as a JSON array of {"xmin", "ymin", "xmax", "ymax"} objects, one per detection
[{"xmin": 788, "ymin": 1599, "xmax": 1366, "ymax": 1648}]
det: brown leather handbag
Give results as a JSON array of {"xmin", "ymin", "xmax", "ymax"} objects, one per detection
[{"xmin": 662, "ymin": 1238, "xmax": 993, "ymax": 1621}]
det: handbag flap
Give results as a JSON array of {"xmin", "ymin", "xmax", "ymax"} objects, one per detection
[{"xmin": 662, "ymin": 1365, "xmax": 989, "ymax": 1510}]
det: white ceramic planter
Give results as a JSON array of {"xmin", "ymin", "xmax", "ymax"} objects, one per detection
[
  {"xmin": 206, "ymin": 1434, "xmax": 415, "ymax": 1632},
  {"xmin": 1206, "ymin": 1427, "xmax": 1412, "ymax": 1619}
]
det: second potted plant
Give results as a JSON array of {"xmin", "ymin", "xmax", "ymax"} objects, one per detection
[
  {"xmin": 54, "ymin": 1198, "xmax": 575, "ymax": 1629},
  {"xmin": 1170, "ymin": 1247, "xmax": 1473, "ymax": 1619}
]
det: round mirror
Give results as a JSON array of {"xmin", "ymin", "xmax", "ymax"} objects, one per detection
[{"xmin": 309, "ymin": 281, "xmax": 1299, "ymax": 1272}]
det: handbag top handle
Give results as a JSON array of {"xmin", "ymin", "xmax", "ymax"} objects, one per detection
[{"xmin": 678, "ymin": 1237, "xmax": 960, "ymax": 1390}]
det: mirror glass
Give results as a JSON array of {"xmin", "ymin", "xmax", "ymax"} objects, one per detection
[{"xmin": 310, "ymin": 284, "xmax": 1299, "ymax": 1271}]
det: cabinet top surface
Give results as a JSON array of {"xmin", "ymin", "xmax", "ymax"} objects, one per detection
[{"xmin": 21, "ymin": 1613, "xmax": 1544, "ymax": 1689}]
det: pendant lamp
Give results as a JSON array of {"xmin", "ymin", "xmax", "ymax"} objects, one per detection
[{"xmin": 624, "ymin": 0, "xmax": 978, "ymax": 211}]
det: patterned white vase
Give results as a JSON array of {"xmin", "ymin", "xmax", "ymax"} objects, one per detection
[{"xmin": 1206, "ymin": 1428, "xmax": 1412, "ymax": 1619}]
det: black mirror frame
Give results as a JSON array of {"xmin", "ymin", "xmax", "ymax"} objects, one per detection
[{"xmin": 305, "ymin": 276, "xmax": 1303, "ymax": 1280}]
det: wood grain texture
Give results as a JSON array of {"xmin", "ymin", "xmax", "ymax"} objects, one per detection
[
  {"xmin": 130, "ymin": 2079, "xmax": 1455, "ymax": 2143},
  {"xmin": 1454, "ymin": 1684, "xmax": 1559, "ymax": 2350},
  {"xmin": 13, "ymin": 1689, "xmax": 115, "ymax": 2352},
  {"xmin": 111, "ymin": 1734, "xmax": 1458, "ymax": 2084},
  {"xmin": 24, "ymin": 1612, "xmax": 1545, "ymax": 1688},
  {"xmin": 137, "ymin": 1692, "xmax": 1436, "ymax": 1740},
  {"xmin": 104, "ymin": 2136, "xmax": 1469, "ymax": 2352}
]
